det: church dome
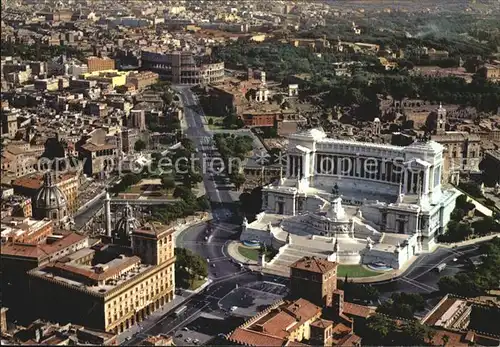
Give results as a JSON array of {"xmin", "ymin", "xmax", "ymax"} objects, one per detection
[
  {"xmin": 35, "ymin": 172, "xmax": 67, "ymax": 211},
  {"xmin": 114, "ymin": 204, "xmax": 140, "ymax": 242}
]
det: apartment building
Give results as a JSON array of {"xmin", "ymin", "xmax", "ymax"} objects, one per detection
[
  {"xmin": 28, "ymin": 223, "xmax": 176, "ymax": 334},
  {"xmin": 86, "ymin": 57, "xmax": 116, "ymax": 73}
]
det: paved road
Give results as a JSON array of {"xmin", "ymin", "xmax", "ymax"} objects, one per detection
[
  {"xmin": 73, "ymin": 196, "xmax": 104, "ymax": 230},
  {"xmin": 176, "ymin": 221, "xmax": 243, "ymax": 279},
  {"xmin": 124, "ymin": 85, "xmax": 490, "ymax": 344},
  {"xmin": 173, "ymin": 86, "xmax": 234, "ymax": 221},
  {"xmin": 372, "ymin": 243, "xmax": 483, "ymax": 299}
]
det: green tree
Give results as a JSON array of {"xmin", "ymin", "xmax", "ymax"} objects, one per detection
[
  {"xmin": 377, "ymin": 293, "xmax": 426, "ymax": 319},
  {"xmin": 173, "ymin": 186, "xmax": 194, "ymax": 200},
  {"xmin": 161, "ymin": 176, "xmax": 176, "ymax": 193},
  {"xmin": 399, "ymin": 321, "xmax": 433, "ymax": 346},
  {"xmin": 230, "ymin": 172, "xmax": 246, "ymax": 190},
  {"xmin": 366, "ymin": 314, "xmax": 393, "ymax": 342},
  {"xmin": 174, "ymin": 248, "xmax": 208, "ymax": 288},
  {"xmin": 181, "ymin": 138, "xmax": 195, "ymax": 153},
  {"xmin": 442, "ymin": 334, "xmax": 450, "ymax": 346},
  {"xmin": 134, "ymin": 139, "xmax": 146, "ymax": 152},
  {"xmin": 161, "ymin": 91, "xmax": 174, "ymax": 105},
  {"xmin": 196, "ymin": 195, "xmax": 210, "ymax": 211}
]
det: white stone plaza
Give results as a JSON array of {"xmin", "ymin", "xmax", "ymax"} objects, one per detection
[{"xmin": 241, "ymin": 128, "xmax": 461, "ymax": 275}]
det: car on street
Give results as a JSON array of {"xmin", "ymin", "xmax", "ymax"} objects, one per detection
[
  {"xmin": 182, "ymin": 327, "xmax": 189, "ymax": 331},
  {"xmin": 204, "ymin": 236, "xmax": 209, "ymax": 241},
  {"xmin": 230, "ymin": 306, "xmax": 238, "ymax": 312},
  {"xmin": 185, "ymin": 337, "xmax": 192, "ymax": 343},
  {"xmin": 211, "ymin": 263, "xmax": 216, "ymax": 267},
  {"xmin": 125, "ymin": 336, "xmax": 132, "ymax": 341},
  {"xmin": 193, "ymin": 339, "xmax": 200, "ymax": 345}
]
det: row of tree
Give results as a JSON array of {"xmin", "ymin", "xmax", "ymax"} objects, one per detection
[
  {"xmin": 438, "ymin": 193, "xmax": 499, "ymax": 243},
  {"xmin": 175, "ymin": 248, "xmax": 208, "ymax": 289},
  {"xmin": 438, "ymin": 237, "xmax": 500, "ymax": 297},
  {"xmin": 1, "ymin": 41, "xmax": 86, "ymax": 62},
  {"xmin": 213, "ymin": 133, "xmax": 254, "ymax": 190},
  {"xmin": 363, "ymin": 314, "xmax": 437, "ymax": 346},
  {"xmin": 322, "ymin": 73, "xmax": 500, "ymax": 116}
]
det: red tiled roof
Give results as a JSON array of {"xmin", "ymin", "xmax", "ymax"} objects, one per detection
[
  {"xmin": 282, "ymin": 298, "xmax": 322, "ymax": 325},
  {"xmin": 290, "ymin": 256, "xmax": 337, "ymax": 274},
  {"xmin": 343, "ymin": 302, "xmax": 374, "ymax": 319},
  {"xmin": 1, "ymin": 233, "xmax": 87, "ymax": 260},
  {"xmin": 257, "ymin": 311, "xmax": 296, "ymax": 338},
  {"xmin": 12, "ymin": 172, "xmax": 78, "ymax": 191},
  {"xmin": 310, "ymin": 318, "xmax": 333, "ymax": 329},
  {"xmin": 228, "ymin": 328, "xmax": 287, "ymax": 346},
  {"xmin": 47, "ymin": 255, "xmax": 141, "ymax": 282},
  {"xmin": 337, "ymin": 333, "xmax": 362, "ymax": 346},
  {"xmin": 426, "ymin": 329, "xmax": 468, "ymax": 347}
]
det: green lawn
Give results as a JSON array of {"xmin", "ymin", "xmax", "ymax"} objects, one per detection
[
  {"xmin": 238, "ymin": 246, "xmax": 260, "ymax": 261},
  {"xmin": 205, "ymin": 116, "xmax": 225, "ymax": 130},
  {"xmin": 189, "ymin": 278, "xmax": 207, "ymax": 290},
  {"xmin": 337, "ymin": 264, "xmax": 380, "ymax": 278},
  {"xmin": 237, "ymin": 246, "xmax": 276, "ymax": 262}
]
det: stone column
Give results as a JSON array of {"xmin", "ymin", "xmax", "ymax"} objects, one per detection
[
  {"xmin": 403, "ymin": 168, "xmax": 409, "ymax": 194},
  {"xmin": 287, "ymin": 155, "xmax": 292, "ymax": 177},
  {"xmin": 423, "ymin": 168, "xmax": 430, "ymax": 194}
]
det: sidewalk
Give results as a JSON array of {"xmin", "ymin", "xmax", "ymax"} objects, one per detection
[
  {"xmin": 117, "ymin": 277, "xmax": 213, "ymax": 344},
  {"xmin": 439, "ymin": 233, "xmax": 499, "ymax": 248},
  {"xmin": 226, "ymin": 241, "xmax": 259, "ymax": 265},
  {"xmin": 173, "ymin": 214, "xmax": 211, "ymax": 241},
  {"xmin": 117, "ymin": 293, "xmax": 185, "ymax": 344}
]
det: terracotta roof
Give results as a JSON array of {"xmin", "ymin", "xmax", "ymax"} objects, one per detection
[
  {"xmin": 81, "ymin": 143, "xmax": 116, "ymax": 152},
  {"xmin": 310, "ymin": 318, "xmax": 333, "ymax": 329},
  {"xmin": 422, "ymin": 297, "xmax": 459, "ymax": 326},
  {"xmin": 257, "ymin": 311, "xmax": 296, "ymax": 338},
  {"xmin": 132, "ymin": 223, "xmax": 174, "ymax": 238},
  {"xmin": 249, "ymin": 299, "xmax": 321, "ymax": 339},
  {"xmin": 12, "ymin": 176, "xmax": 43, "ymax": 190},
  {"xmin": 12, "ymin": 172, "xmax": 78, "ymax": 191},
  {"xmin": 282, "ymin": 298, "xmax": 322, "ymax": 325},
  {"xmin": 337, "ymin": 333, "xmax": 362, "ymax": 346},
  {"xmin": 425, "ymin": 329, "xmax": 468, "ymax": 347},
  {"xmin": 343, "ymin": 302, "xmax": 374, "ymax": 319},
  {"xmin": 228, "ymin": 328, "xmax": 287, "ymax": 346},
  {"xmin": 47, "ymin": 255, "xmax": 141, "ymax": 282},
  {"xmin": 290, "ymin": 256, "xmax": 337, "ymax": 274},
  {"xmin": 331, "ymin": 323, "xmax": 354, "ymax": 345},
  {"xmin": 1, "ymin": 233, "xmax": 87, "ymax": 260}
]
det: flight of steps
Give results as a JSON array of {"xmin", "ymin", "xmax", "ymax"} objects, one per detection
[{"xmin": 263, "ymin": 244, "xmax": 332, "ymax": 278}]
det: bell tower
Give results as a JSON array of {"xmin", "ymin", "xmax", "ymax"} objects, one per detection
[{"xmin": 436, "ymin": 103, "xmax": 446, "ymax": 134}]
